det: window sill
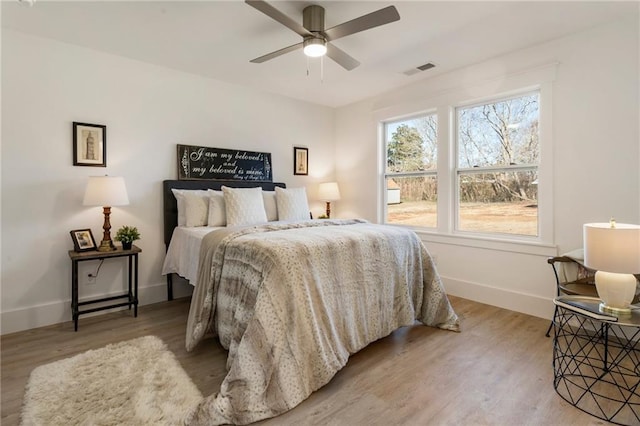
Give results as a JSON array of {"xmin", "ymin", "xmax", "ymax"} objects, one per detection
[{"xmin": 408, "ymin": 227, "xmax": 557, "ymax": 257}]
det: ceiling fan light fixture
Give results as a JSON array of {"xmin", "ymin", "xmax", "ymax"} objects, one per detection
[
  {"xmin": 303, "ymin": 38, "xmax": 327, "ymax": 58},
  {"xmin": 246, "ymin": 1, "xmax": 400, "ymax": 70}
]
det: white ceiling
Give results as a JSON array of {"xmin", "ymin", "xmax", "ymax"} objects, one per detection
[{"xmin": 2, "ymin": 1, "xmax": 636, "ymax": 108}]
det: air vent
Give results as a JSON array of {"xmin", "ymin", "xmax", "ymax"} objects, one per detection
[{"xmin": 403, "ymin": 62, "xmax": 435, "ymax": 76}]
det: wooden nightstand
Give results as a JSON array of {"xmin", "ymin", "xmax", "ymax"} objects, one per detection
[{"xmin": 68, "ymin": 245, "xmax": 141, "ymax": 331}]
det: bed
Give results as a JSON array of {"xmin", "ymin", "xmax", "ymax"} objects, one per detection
[
  {"xmin": 162, "ymin": 179, "xmax": 285, "ymax": 299},
  {"xmin": 161, "ymin": 179, "xmax": 460, "ymax": 425}
]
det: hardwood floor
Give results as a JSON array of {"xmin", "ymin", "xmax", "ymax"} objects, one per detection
[{"xmin": 1, "ymin": 296, "xmax": 602, "ymax": 425}]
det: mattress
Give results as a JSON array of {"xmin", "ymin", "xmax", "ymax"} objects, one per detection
[{"xmin": 161, "ymin": 226, "xmax": 222, "ymax": 285}]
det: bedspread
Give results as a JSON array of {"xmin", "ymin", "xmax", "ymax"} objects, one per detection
[{"xmin": 185, "ymin": 219, "xmax": 459, "ymax": 425}]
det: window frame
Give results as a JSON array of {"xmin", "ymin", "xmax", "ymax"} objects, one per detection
[
  {"xmin": 453, "ymin": 90, "xmax": 541, "ymax": 239},
  {"xmin": 382, "ymin": 112, "xmax": 439, "ymax": 229},
  {"xmin": 376, "ymin": 63, "xmax": 556, "ymax": 253}
]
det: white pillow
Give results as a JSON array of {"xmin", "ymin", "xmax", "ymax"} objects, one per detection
[
  {"xmin": 184, "ymin": 191, "xmax": 209, "ymax": 227},
  {"xmin": 262, "ymin": 191, "xmax": 278, "ymax": 221},
  {"xmin": 171, "ymin": 189, "xmax": 209, "ymax": 227},
  {"xmin": 207, "ymin": 190, "xmax": 226, "ymax": 226},
  {"xmin": 275, "ymin": 187, "xmax": 310, "ymax": 221},
  {"xmin": 222, "ymin": 186, "xmax": 267, "ymax": 226}
]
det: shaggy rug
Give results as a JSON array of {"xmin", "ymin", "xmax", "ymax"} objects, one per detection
[{"xmin": 21, "ymin": 335, "xmax": 203, "ymax": 426}]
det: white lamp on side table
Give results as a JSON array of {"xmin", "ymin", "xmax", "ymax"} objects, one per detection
[
  {"xmin": 583, "ymin": 221, "xmax": 640, "ymax": 315},
  {"xmin": 83, "ymin": 176, "xmax": 129, "ymax": 252},
  {"xmin": 318, "ymin": 182, "xmax": 341, "ymax": 219}
]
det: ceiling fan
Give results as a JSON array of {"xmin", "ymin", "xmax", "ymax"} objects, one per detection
[{"xmin": 245, "ymin": 0, "xmax": 400, "ymax": 71}]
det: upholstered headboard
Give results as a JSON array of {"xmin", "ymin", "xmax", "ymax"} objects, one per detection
[{"xmin": 162, "ymin": 179, "xmax": 286, "ymax": 247}]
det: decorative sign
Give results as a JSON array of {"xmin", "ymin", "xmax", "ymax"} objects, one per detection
[{"xmin": 177, "ymin": 144, "xmax": 272, "ymax": 181}]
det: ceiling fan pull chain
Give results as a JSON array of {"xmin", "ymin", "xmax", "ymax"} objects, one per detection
[
  {"xmin": 321, "ymin": 55, "xmax": 324, "ymax": 83},
  {"xmin": 306, "ymin": 55, "xmax": 310, "ymax": 77}
]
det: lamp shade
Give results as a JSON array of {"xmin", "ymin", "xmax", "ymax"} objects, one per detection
[
  {"xmin": 83, "ymin": 176, "xmax": 129, "ymax": 207},
  {"xmin": 318, "ymin": 182, "xmax": 341, "ymax": 201},
  {"xmin": 583, "ymin": 223, "xmax": 640, "ymax": 274}
]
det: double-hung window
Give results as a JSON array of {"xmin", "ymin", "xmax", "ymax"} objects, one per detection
[
  {"xmin": 379, "ymin": 63, "xmax": 555, "ymax": 247},
  {"xmin": 381, "ymin": 89, "xmax": 545, "ymax": 242},
  {"xmin": 383, "ymin": 114, "xmax": 438, "ymax": 228},
  {"xmin": 455, "ymin": 91, "xmax": 540, "ymax": 237}
]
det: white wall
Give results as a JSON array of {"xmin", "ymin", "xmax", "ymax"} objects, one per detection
[
  {"xmin": 335, "ymin": 16, "xmax": 640, "ymax": 320},
  {"xmin": 1, "ymin": 30, "xmax": 336, "ymax": 334},
  {"xmin": 2, "ymin": 14, "xmax": 638, "ymax": 334}
]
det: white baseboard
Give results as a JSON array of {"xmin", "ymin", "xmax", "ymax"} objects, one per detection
[
  {"xmin": 442, "ymin": 276, "xmax": 555, "ymax": 321},
  {"xmin": 2, "ymin": 276, "xmax": 552, "ymax": 335},
  {"xmin": 1, "ymin": 282, "xmax": 171, "ymax": 335}
]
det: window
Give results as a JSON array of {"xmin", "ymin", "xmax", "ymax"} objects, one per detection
[
  {"xmin": 383, "ymin": 114, "xmax": 438, "ymax": 227},
  {"xmin": 378, "ymin": 64, "xmax": 554, "ymax": 248},
  {"xmin": 456, "ymin": 92, "xmax": 540, "ymax": 236},
  {"xmin": 381, "ymin": 90, "xmax": 544, "ymax": 242}
]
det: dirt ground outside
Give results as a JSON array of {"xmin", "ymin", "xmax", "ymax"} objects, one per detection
[{"xmin": 387, "ymin": 200, "xmax": 538, "ymax": 236}]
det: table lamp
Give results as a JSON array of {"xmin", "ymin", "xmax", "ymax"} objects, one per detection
[
  {"xmin": 583, "ymin": 221, "xmax": 640, "ymax": 314},
  {"xmin": 318, "ymin": 182, "xmax": 341, "ymax": 218},
  {"xmin": 83, "ymin": 176, "xmax": 129, "ymax": 251}
]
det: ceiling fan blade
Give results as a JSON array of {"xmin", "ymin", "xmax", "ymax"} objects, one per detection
[
  {"xmin": 323, "ymin": 5, "xmax": 400, "ymax": 41},
  {"xmin": 250, "ymin": 42, "xmax": 304, "ymax": 63},
  {"xmin": 245, "ymin": 0, "xmax": 313, "ymax": 38},
  {"xmin": 326, "ymin": 43, "xmax": 360, "ymax": 71}
]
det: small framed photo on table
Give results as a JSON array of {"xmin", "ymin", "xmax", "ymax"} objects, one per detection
[
  {"xmin": 70, "ymin": 229, "xmax": 97, "ymax": 252},
  {"xmin": 73, "ymin": 122, "xmax": 106, "ymax": 167},
  {"xmin": 294, "ymin": 147, "xmax": 308, "ymax": 176}
]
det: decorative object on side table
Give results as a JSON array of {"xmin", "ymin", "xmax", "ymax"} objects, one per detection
[
  {"xmin": 583, "ymin": 219, "xmax": 640, "ymax": 315},
  {"xmin": 69, "ymin": 228, "xmax": 97, "ymax": 252},
  {"xmin": 293, "ymin": 147, "xmax": 308, "ymax": 176},
  {"xmin": 73, "ymin": 122, "xmax": 106, "ymax": 167},
  {"xmin": 318, "ymin": 182, "xmax": 341, "ymax": 218},
  {"xmin": 83, "ymin": 175, "xmax": 129, "ymax": 252},
  {"xmin": 115, "ymin": 225, "xmax": 141, "ymax": 250}
]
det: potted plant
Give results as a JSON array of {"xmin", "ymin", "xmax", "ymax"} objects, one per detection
[{"xmin": 114, "ymin": 225, "xmax": 140, "ymax": 250}]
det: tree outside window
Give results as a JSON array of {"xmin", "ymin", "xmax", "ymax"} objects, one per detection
[
  {"xmin": 456, "ymin": 92, "xmax": 540, "ymax": 236},
  {"xmin": 382, "ymin": 91, "xmax": 540, "ymax": 238},
  {"xmin": 384, "ymin": 114, "xmax": 437, "ymax": 227}
]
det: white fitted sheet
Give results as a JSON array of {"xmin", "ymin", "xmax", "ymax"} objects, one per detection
[{"xmin": 162, "ymin": 226, "xmax": 222, "ymax": 286}]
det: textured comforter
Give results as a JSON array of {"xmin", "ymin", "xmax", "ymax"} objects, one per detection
[{"xmin": 185, "ymin": 219, "xmax": 459, "ymax": 425}]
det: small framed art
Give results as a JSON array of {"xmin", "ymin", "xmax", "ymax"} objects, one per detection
[
  {"xmin": 70, "ymin": 229, "xmax": 97, "ymax": 252},
  {"xmin": 73, "ymin": 122, "xmax": 106, "ymax": 167},
  {"xmin": 294, "ymin": 147, "xmax": 308, "ymax": 176}
]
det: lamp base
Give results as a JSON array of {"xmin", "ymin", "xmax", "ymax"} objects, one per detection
[
  {"xmin": 599, "ymin": 302, "xmax": 632, "ymax": 316},
  {"xmin": 595, "ymin": 270, "xmax": 637, "ymax": 316},
  {"xmin": 97, "ymin": 206, "xmax": 116, "ymax": 251},
  {"xmin": 97, "ymin": 239, "xmax": 116, "ymax": 252}
]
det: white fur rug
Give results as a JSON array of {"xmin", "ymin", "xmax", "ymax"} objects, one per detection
[{"xmin": 21, "ymin": 335, "xmax": 202, "ymax": 426}]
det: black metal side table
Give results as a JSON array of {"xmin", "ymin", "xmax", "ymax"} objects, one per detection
[
  {"xmin": 553, "ymin": 296, "xmax": 640, "ymax": 425},
  {"xmin": 68, "ymin": 245, "xmax": 141, "ymax": 331}
]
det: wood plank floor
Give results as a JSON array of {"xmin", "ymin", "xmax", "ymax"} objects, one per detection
[{"xmin": 1, "ymin": 296, "xmax": 603, "ymax": 425}]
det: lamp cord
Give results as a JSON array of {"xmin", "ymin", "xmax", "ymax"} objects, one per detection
[{"xmin": 88, "ymin": 259, "xmax": 104, "ymax": 278}]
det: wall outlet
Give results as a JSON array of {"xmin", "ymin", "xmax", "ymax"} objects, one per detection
[{"xmin": 86, "ymin": 274, "xmax": 97, "ymax": 285}]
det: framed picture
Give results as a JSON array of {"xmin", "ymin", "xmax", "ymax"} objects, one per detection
[
  {"xmin": 73, "ymin": 122, "xmax": 106, "ymax": 167},
  {"xmin": 70, "ymin": 229, "xmax": 97, "ymax": 252},
  {"xmin": 294, "ymin": 147, "xmax": 308, "ymax": 176}
]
